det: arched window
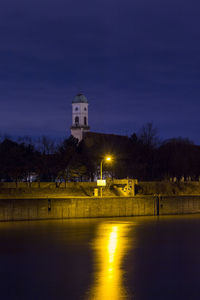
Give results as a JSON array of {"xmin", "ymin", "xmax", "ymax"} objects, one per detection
[
  {"xmin": 84, "ymin": 117, "xmax": 87, "ymax": 125},
  {"xmin": 75, "ymin": 116, "xmax": 79, "ymax": 126}
]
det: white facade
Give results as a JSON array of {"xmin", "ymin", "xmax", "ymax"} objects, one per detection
[{"xmin": 70, "ymin": 94, "xmax": 90, "ymax": 141}]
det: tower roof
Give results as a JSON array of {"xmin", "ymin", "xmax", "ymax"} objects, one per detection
[{"xmin": 72, "ymin": 93, "xmax": 88, "ymax": 104}]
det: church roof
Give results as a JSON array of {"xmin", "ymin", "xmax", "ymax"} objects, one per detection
[
  {"xmin": 72, "ymin": 93, "xmax": 88, "ymax": 104},
  {"xmin": 82, "ymin": 131, "xmax": 130, "ymax": 151},
  {"xmin": 80, "ymin": 131, "xmax": 131, "ymax": 163}
]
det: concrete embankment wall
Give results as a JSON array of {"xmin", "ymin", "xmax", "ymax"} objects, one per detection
[
  {"xmin": 0, "ymin": 196, "xmax": 200, "ymax": 221},
  {"xmin": 159, "ymin": 195, "xmax": 200, "ymax": 215},
  {"xmin": 0, "ymin": 197, "xmax": 154, "ymax": 221}
]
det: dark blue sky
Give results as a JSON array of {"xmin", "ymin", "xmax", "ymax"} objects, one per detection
[{"xmin": 1, "ymin": 0, "xmax": 200, "ymax": 143}]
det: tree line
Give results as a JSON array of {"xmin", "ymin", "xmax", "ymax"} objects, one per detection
[{"xmin": 0, "ymin": 123, "xmax": 200, "ymax": 183}]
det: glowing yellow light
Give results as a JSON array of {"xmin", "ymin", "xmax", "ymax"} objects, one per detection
[
  {"xmin": 108, "ymin": 226, "xmax": 118, "ymax": 263},
  {"xmin": 87, "ymin": 223, "xmax": 131, "ymax": 300},
  {"xmin": 106, "ymin": 156, "xmax": 111, "ymax": 161}
]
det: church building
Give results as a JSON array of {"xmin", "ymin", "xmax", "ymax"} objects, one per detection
[
  {"xmin": 70, "ymin": 93, "xmax": 131, "ymax": 179},
  {"xmin": 70, "ymin": 93, "xmax": 129, "ymax": 149}
]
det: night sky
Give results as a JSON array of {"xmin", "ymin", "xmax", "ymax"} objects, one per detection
[{"xmin": 1, "ymin": 0, "xmax": 200, "ymax": 143}]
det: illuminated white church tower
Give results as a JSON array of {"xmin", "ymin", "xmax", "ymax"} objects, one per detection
[{"xmin": 71, "ymin": 93, "xmax": 90, "ymax": 141}]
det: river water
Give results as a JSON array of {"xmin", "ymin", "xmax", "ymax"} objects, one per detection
[{"xmin": 0, "ymin": 215, "xmax": 200, "ymax": 300}]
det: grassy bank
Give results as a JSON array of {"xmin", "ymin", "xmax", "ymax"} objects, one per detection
[
  {"xmin": 1, "ymin": 181, "xmax": 200, "ymax": 199},
  {"xmin": 137, "ymin": 181, "xmax": 200, "ymax": 195}
]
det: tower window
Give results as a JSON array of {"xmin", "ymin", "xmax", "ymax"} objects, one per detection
[
  {"xmin": 84, "ymin": 107, "xmax": 87, "ymax": 111},
  {"xmin": 75, "ymin": 107, "xmax": 78, "ymax": 111},
  {"xmin": 75, "ymin": 116, "xmax": 79, "ymax": 126},
  {"xmin": 84, "ymin": 117, "xmax": 87, "ymax": 125}
]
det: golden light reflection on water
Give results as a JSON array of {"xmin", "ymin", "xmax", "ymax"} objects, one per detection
[{"xmin": 87, "ymin": 222, "xmax": 131, "ymax": 300}]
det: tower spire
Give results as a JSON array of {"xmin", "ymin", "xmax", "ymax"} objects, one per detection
[{"xmin": 70, "ymin": 93, "xmax": 90, "ymax": 142}]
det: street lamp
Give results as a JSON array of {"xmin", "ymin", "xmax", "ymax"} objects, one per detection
[{"xmin": 100, "ymin": 156, "xmax": 112, "ymax": 197}]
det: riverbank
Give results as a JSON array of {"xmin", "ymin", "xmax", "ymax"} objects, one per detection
[
  {"xmin": 1, "ymin": 181, "xmax": 200, "ymax": 221},
  {"xmin": 1, "ymin": 181, "xmax": 200, "ymax": 199}
]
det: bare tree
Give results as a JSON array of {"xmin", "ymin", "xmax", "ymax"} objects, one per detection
[
  {"xmin": 36, "ymin": 136, "xmax": 56, "ymax": 154},
  {"xmin": 138, "ymin": 122, "xmax": 159, "ymax": 148}
]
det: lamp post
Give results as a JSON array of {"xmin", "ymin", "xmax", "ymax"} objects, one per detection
[{"xmin": 100, "ymin": 156, "xmax": 112, "ymax": 197}]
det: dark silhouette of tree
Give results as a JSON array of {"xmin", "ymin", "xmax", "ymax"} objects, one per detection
[
  {"xmin": 157, "ymin": 138, "xmax": 199, "ymax": 180},
  {"xmin": 0, "ymin": 129, "xmax": 200, "ymax": 183},
  {"xmin": 56, "ymin": 136, "xmax": 79, "ymax": 183},
  {"xmin": 128, "ymin": 124, "xmax": 159, "ymax": 180},
  {"xmin": 36, "ymin": 136, "xmax": 56, "ymax": 155},
  {"xmin": 138, "ymin": 122, "xmax": 160, "ymax": 148},
  {"xmin": 0, "ymin": 139, "xmax": 36, "ymax": 184}
]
